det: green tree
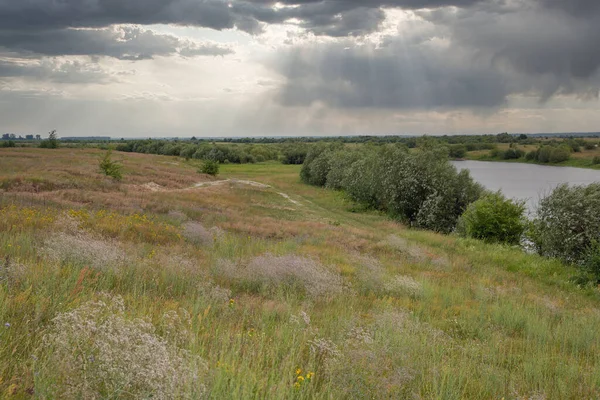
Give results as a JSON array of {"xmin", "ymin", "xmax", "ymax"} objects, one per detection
[
  {"xmin": 40, "ymin": 130, "xmax": 59, "ymax": 149},
  {"xmin": 99, "ymin": 150, "xmax": 123, "ymax": 180}
]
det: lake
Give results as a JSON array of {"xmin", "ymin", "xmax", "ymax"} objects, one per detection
[{"xmin": 451, "ymin": 160, "xmax": 600, "ymax": 214}]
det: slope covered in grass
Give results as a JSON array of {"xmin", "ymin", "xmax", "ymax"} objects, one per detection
[{"xmin": 1, "ymin": 148, "xmax": 599, "ymax": 399}]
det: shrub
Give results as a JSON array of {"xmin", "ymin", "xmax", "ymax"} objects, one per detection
[
  {"xmin": 502, "ymin": 148, "xmax": 524, "ymax": 160},
  {"xmin": 567, "ymin": 139, "xmax": 581, "ymax": 152},
  {"xmin": 1, "ymin": 140, "xmax": 16, "ymax": 148},
  {"xmin": 584, "ymin": 142, "xmax": 596, "ymax": 150},
  {"xmin": 300, "ymin": 144, "xmax": 339, "ymax": 186},
  {"xmin": 537, "ymin": 146, "xmax": 552, "ymax": 163},
  {"xmin": 381, "ymin": 147, "xmax": 483, "ymax": 233},
  {"xmin": 326, "ymin": 149, "xmax": 362, "ymax": 190},
  {"xmin": 530, "ymin": 183, "xmax": 600, "ymax": 265},
  {"xmin": 306, "ymin": 152, "xmax": 332, "ymax": 186},
  {"xmin": 593, "ymin": 156, "xmax": 600, "ymax": 165},
  {"xmin": 199, "ymin": 160, "xmax": 219, "ymax": 176},
  {"xmin": 281, "ymin": 144, "xmax": 308, "ymax": 164},
  {"xmin": 99, "ymin": 150, "xmax": 123, "ymax": 180},
  {"xmin": 115, "ymin": 142, "xmax": 133, "ymax": 152},
  {"xmin": 206, "ymin": 148, "xmax": 226, "ymax": 163},
  {"xmin": 341, "ymin": 149, "xmax": 385, "ymax": 209},
  {"xmin": 549, "ymin": 146, "xmax": 570, "ymax": 163},
  {"xmin": 180, "ymin": 145, "xmax": 196, "ymax": 160},
  {"xmin": 457, "ymin": 192, "xmax": 527, "ymax": 245},
  {"xmin": 448, "ymin": 144, "xmax": 467, "ymax": 159},
  {"xmin": 525, "ymin": 150, "xmax": 537, "ymax": 161}
]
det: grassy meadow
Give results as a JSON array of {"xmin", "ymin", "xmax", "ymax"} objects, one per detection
[{"xmin": 1, "ymin": 148, "xmax": 600, "ymax": 399}]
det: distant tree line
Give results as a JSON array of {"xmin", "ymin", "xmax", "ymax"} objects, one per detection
[
  {"xmin": 486, "ymin": 139, "xmax": 592, "ymax": 164},
  {"xmin": 215, "ymin": 132, "xmax": 536, "ymax": 145},
  {"xmin": 114, "ymin": 139, "xmax": 314, "ymax": 165}
]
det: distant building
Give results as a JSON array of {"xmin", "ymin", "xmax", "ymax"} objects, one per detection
[{"xmin": 25, "ymin": 135, "xmax": 34, "ymax": 140}]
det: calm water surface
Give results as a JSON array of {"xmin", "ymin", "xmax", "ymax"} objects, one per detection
[{"xmin": 451, "ymin": 160, "xmax": 600, "ymax": 214}]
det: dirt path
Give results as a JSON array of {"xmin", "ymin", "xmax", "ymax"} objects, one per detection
[
  {"xmin": 142, "ymin": 179, "xmax": 303, "ymax": 207},
  {"xmin": 190, "ymin": 179, "xmax": 271, "ymax": 189}
]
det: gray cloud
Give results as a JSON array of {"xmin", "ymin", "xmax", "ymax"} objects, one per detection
[
  {"xmin": 179, "ymin": 41, "xmax": 234, "ymax": 57},
  {"xmin": 0, "ymin": 0, "xmax": 236, "ymax": 31},
  {"xmin": 420, "ymin": 4, "xmax": 600, "ymax": 97},
  {"xmin": 0, "ymin": 0, "xmax": 237, "ymax": 83},
  {"xmin": 0, "ymin": 0, "xmax": 491, "ymax": 41},
  {"xmin": 272, "ymin": 39, "xmax": 511, "ymax": 109},
  {"xmin": 267, "ymin": 0, "xmax": 600, "ymax": 110},
  {"xmin": 0, "ymin": 59, "xmax": 114, "ymax": 84},
  {"xmin": 237, "ymin": 0, "xmax": 489, "ymax": 36},
  {"xmin": 0, "ymin": 0, "xmax": 596, "ymax": 42},
  {"xmin": 536, "ymin": 0, "xmax": 600, "ymax": 16},
  {"xmin": 0, "ymin": 26, "xmax": 233, "ymax": 60}
]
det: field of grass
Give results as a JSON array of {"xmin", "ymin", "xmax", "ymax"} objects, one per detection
[{"xmin": 1, "ymin": 148, "xmax": 600, "ymax": 399}]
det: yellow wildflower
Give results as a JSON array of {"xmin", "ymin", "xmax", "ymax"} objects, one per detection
[{"xmin": 296, "ymin": 368, "xmax": 302, "ymax": 375}]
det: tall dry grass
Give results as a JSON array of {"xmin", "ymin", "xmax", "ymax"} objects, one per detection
[{"xmin": 1, "ymin": 148, "xmax": 600, "ymax": 399}]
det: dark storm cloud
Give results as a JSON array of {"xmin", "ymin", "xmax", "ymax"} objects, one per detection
[
  {"xmin": 536, "ymin": 0, "xmax": 600, "ymax": 16},
  {"xmin": 269, "ymin": 0, "xmax": 600, "ymax": 110},
  {"xmin": 0, "ymin": 0, "xmax": 595, "ymax": 42},
  {"xmin": 0, "ymin": 26, "xmax": 233, "ymax": 60},
  {"xmin": 0, "ymin": 0, "xmax": 490, "ymax": 41},
  {"xmin": 0, "ymin": 0, "xmax": 237, "ymax": 77},
  {"xmin": 243, "ymin": 0, "xmax": 486, "ymax": 8},
  {"xmin": 272, "ymin": 39, "xmax": 511, "ymax": 109},
  {"xmin": 419, "ymin": 4, "xmax": 600, "ymax": 96},
  {"xmin": 234, "ymin": 0, "xmax": 490, "ymax": 37},
  {"xmin": 0, "ymin": 0, "xmax": 236, "ymax": 31}
]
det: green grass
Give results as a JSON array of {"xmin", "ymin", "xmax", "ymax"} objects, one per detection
[{"xmin": 1, "ymin": 149, "xmax": 600, "ymax": 398}]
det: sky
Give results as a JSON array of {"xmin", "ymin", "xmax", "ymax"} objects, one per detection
[{"xmin": 1, "ymin": 0, "xmax": 599, "ymax": 138}]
